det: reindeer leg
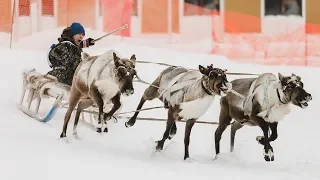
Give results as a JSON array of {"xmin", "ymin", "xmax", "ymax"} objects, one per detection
[
  {"xmin": 156, "ymin": 107, "xmax": 175, "ymax": 151},
  {"xmin": 73, "ymin": 99, "xmax": 93, "ymax": 139},
  {"xmin": 103, "ymin": 93, "xmax": 121, "ymax": 132},
  {"xmin": 253, "ymin": 116, "xmax": 274, "ymax": 162},
  {"xmin": 126, "ymin": 79, "xmax": 160, "ymax": 128},
  {"xmin": 125, "ymin": 97, "xmax": 146, "ymax": 127},
  {"xmin": 214, "ymin": 98, "xmax": 232, "ymax": 158},
  {"xmin": 60, "ymin": 87, "xmax": 81, "ymax": 139},
  {"xmin": 230, "ymin": 121, "xmax": 243, "ymax": 152},
  {"xmin": 91, "ymin": 85, "xmax": 105, "ymax": 133},
  {"xmin": 184, "ymin": 119, "xmax": 196, "ymax": 160},
  {"xmin": 168, "ymin": 122, "xmax": 177, "ymax": 140},
  {"xmin": 256, "ymin": 122, "xmax": 278, "ymax": 145}
]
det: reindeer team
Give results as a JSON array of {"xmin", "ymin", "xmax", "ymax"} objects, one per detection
[{"xmin": 56, "ymin": 49, "xmax": 312, "ymax": 162}]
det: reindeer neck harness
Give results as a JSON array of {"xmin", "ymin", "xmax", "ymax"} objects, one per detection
[{"xmin": 201, "ymin": 78, "xmax": 214, "ymax": 95}]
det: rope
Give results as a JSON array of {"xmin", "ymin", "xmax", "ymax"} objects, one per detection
[
  {"xmin": 116, "ymin": 116, "xmax": 220, "ymax": 125},
  {"xmin": 63, "ymin": 105, "xmax": 165, "ymax": 116},
  {"xmin": 57, "ymin": 60, "xmax": 253, "ymax": 125},
  {"xmin": 114, "ymin": 106, "xmax": 164, "ymax": 116},
  {"xmin": 135, "ymin": 60, "xmax": 261, "ymax": 76},
  {"xmin": 134, "ymin": 74, "xmax": 164, "ymax": 90},
  {"xmin": 136, "ymin": 74, "xmax": 246, "ymax": 99}
]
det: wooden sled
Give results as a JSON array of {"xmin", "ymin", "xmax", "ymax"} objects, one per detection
[{"xmin": 17, "ymin": 68, "xmax": 123, "ymax": 125}]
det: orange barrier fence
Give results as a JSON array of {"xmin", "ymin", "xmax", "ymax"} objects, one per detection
[
  {"xmin": 211, "ymin": 10, "xmax": 320, "ymax": 67},
  {"xmin": 0, "ymin": 1, "xmax": 320, "ymax": 67}
]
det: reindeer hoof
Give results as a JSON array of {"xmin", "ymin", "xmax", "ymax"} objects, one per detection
[
  {"xmin": 184, "ymin": 157, "xmax": 196, "ymax": 163},
  {"xmin": 96, "ymin": 128, "xmax": 102, "ymax": 133},
  {"xmin": 155, "ymin": 140, "xmax": 164, "ymax": 151},
  {"xmin": 125, "ymin": 121, "xmax": 133, "ymax": 128},
  {"xmin": 263, "ymin": 149, "xmax": 274, "ymax": 162},
  {"xmin": 60, "ymin": 132, "xmax": 66, "ymax": 138},
  {"xmin": 168, "ymin": 133, "xmax": 175, "ymax": 140},
  {"xmin": 103, "ymin": 127, "xmax": 108, "ymax": 133}
]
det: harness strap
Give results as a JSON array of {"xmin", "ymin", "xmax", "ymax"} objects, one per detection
[
  {"xmin": 277, "ymin": 89, "xmax": 286, "ymax": 104},
  {"xmin": 243, "ymin": 79, "xmax": 258, "ymax": 116},
  {"xmin": 159, "ymin": 68, "xmax": 204, "ymax": 103},
  {"xmin": 159, "ymin": 71, "xmax": 189, "ymax": 100},
  {"xmin": 201, "ymin": 80, "xmax": 213, "ymax": 95},
  {"xmin": 243, "ymin": 75, "xmax": 282, "ymax": 117}
]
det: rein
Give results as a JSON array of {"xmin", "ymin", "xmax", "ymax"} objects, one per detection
[
  {"xmin": 135, "ymin": 60, "xmax": 261, "ymax": 76},
  {"xmin": 73, "ymin": 60, "xmax": 257, "ymax": 124},
  {"xmin": 135, "ymin": 73, "xmax": 246, "ymax": 99}
]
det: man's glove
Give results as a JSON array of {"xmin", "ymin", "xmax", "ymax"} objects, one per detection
[{"xmin": 85, "ymin": 38, "xmax": 95, "ymax": 47}]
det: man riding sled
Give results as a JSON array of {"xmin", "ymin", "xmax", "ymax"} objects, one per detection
[{"xmin": 46, "ymin": 22, "xmax": 95, "ymax": 86}]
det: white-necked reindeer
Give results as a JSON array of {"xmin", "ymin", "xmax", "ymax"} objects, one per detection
[
  {"xmin": 60, "ymin": 50, "xmax": 137, "ymax": 139},
  {"xmin": 214, "ymin": 73, "xmax": 312, "ymax": 161},
  {"xmin": 125, "ymin": 64, "xmax": 232, "ymax": 160}
]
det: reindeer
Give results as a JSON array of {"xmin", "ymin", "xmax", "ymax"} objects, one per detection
[
  {"xmin": 59, "ymin": 50, "xmax": 137, "ymax": 139},
  {"xmin": 214, "ymin": 73, "xmax": 312, "ymax": 162},
  {"xmin": 125, "ymin": 64, "xmax": 232, "ymax": 160}
]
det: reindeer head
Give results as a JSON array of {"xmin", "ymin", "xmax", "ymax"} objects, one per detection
[
  {"xmin": 278, "ymin": 73, "xmax": 312, "ymax": 109},
  {"xmin": 199, "ymin": 64, "xmax": 232, "ymax": 97},
  {"xmin": 113, "ymin": 52, "xmax": 137, "ymax": 96}
]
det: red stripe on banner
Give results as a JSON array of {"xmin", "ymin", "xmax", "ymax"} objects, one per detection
[
  {"xmin": 103, "ymin": 0, "xmax": 131, "ymax": 37},
  {"xmin": 121, "ymin": 0, "xmax": 132, "ymax": 37}
]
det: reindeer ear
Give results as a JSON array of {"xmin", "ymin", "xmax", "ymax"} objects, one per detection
[
  {"xmin": 130, "ymin": 54, "xmax": 136, "ymax": 61},
  {"xmin": 278, "ymin": 72, "xmax": 284, "ymax": 81},
  {"xmin": 81, "ymin": 52, "xmax": 90, "ymax": 61},
  {"xmin": 297, "ymin": 76, "xmax": 301, "ymax": 81},
  {"xmin": 199, "ymin": 65, "xmax": 209, "ymax": 75},
  {"xmin": 292, "ymin": 73, "xmax": 301, "ymax": 81},
  {"xmin": 113, "ymin": 52, "xmax": 120, "ymax": 62}
]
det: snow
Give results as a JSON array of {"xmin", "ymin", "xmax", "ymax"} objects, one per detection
[{"xmin": 0, "ymin": 29, "xmax": 320, "ymax": 180}]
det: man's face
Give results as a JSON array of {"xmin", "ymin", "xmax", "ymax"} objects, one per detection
[{"xmin": 73, "ymin": 33, "xmax": 84, "ymax": 45}]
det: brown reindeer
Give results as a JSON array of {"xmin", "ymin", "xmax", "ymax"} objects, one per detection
[
  {"xmin": 125, "ymin": 64, "xmax": 232, "ymax": 160},
  {"xmin": 214, "ymin": 73, "xmax": 312, "ymax": 161},
  {"xmin": 60, "ymin": 50, "xmax": 137, "ymax": 139}
]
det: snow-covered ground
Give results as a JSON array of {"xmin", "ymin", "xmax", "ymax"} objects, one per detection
[{"xmin": 1, "ymin": 34, "xmax": 319, "ymax": 180}]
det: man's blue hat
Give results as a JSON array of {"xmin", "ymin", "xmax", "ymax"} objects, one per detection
[{"xmin": 70, "ymin": 22, "xmax": 85, "ymax": 36}]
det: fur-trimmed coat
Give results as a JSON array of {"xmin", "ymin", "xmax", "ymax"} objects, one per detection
[{"xmin": 47, "ymin": 27, "xmax": 92, "ymax": 86}]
